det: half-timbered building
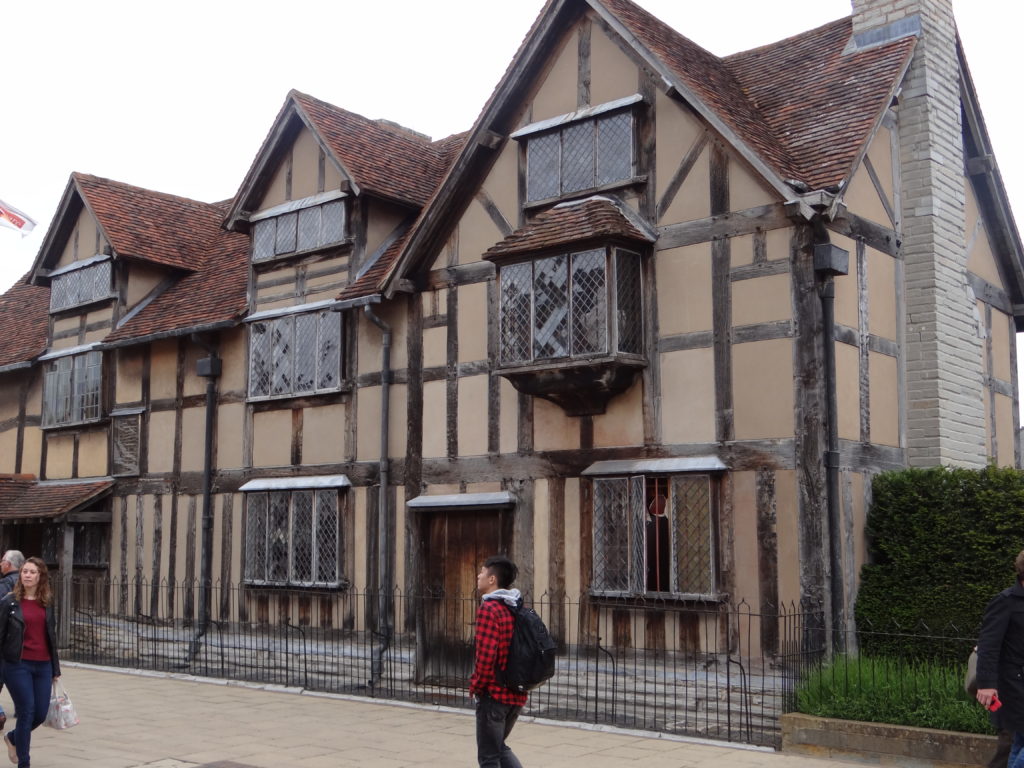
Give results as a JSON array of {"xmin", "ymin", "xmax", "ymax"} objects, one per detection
[{"xmin": 0, "ymin": 0, "xmax": 1019, "ymax": 696}]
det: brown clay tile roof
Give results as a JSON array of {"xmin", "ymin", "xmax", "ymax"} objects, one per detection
[
  {"xmin": 104, "ymin": 202, "xmax": 249, "ymax": 345},
  {"xmin": 484, "ymin": 196, "xmax": 656, "ymax": 260},
  {"xmin": 292, "ymin": 91, "xmax": 454, "ymax": 208},
  {"xmin": 0, "ymin": 276, "xmax": 50, "ymax": 369},
  {"xmin": 0, "ymin": 475, "xmax": 113, "ymax": 520},
  {"xmin": 75, "ymin": 174, "xmax": 218, "ymax": 271},
  {"xmin": 724, "ymin": 17, "xmax": 915, "ymax": 190}
]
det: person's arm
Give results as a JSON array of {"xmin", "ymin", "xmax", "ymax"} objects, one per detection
[
  {"xmin": 469, "ymin": 602, "xmax": 500, "ymax": 698},
  {"xmin": 46, "ymin": 606, "xmax": 60, "ymax": 679},
  {"xmin": 976, "ymin": 592, "xmax": 1009, "ymax": 707}
]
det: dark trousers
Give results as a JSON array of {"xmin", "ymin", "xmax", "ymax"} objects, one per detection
[
  {"xmin": 4, "ymin": 659, "xmax": 52, "ymax": 768},
  {"xmin": 476, "ymin": 693, "xmax": 523, "ymax": 768},
  {"xmin": 992, "ymin": 729, "xmax": 1012, "ymax": 768}
]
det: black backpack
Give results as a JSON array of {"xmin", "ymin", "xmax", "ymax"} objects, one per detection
[{"xmin": 495, "ymin": 600, "xmax": 557, "ymax": 693}]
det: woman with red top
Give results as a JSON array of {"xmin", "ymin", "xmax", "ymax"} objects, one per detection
[{"xmin": 0, "ymin": 557, "xmax": 60, "ymax": 768}]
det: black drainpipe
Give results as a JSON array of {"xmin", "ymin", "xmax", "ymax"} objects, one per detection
[
  {"xmin": 190, "ymin": 334, "xmax": 222, "ymax": 661},
  {"xmin": 812, "ymin": 217, "xmax": 848, "ymax": 653},
  {"xmin": 363, "ymin": 305, "xmax": 392, "ymax": 687}
]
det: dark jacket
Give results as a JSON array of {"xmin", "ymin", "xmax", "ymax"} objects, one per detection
[
  {"xmin": 0, "ymin": 571, "xmax": 18, "ymax": 599},
  {"xmin": 0, "ymin": 594, "xmax": 60, "ymax": 677},
  {"xmin": 977, "ymin": 582, "xmax": 1024, "ymax": 730}
]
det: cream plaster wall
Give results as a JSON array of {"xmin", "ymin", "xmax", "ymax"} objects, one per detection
[
  {"xmin": 365, "ymin": 200, "xmax": 407, "ymax": 261},
  {"xmin": 0, "ymin": 381, "xmax": 18, "ymax": 422},
  {"xmin": 832, "ymin": 233, "xmax": 859, "ymax": 330},
  {"xmin": 457, "ymin": 283, "xmax": 489, "ymax": 363},
  {"xmin": 835, "ymin": 341, "xmax": 860, "ymax": 442},
  {"xmin": 533, "ymin": 478, "xmax": 550, "ymax": 598},
  {"xmin": 660, "ymin": 347, "xmax": 716, "ymax": 444},
  {"xmin": 458, "ymin": 198, "xmax": 504, "ymax": 266},
  {"xmin": 356, "ymin": 385, "xmax": 382, "ymax": 462},
  {"xmin": 148, "ymin": 410, "xmax": 176, "ymax": 472},
  {"xmin": 965, "ymin": 183, "xmax": 1004, "ymax": 289},
  {"xmin": 728, "ymin": 156, "xmax": 776, "ymax": 212},
  {"xmin": 732, "ymin": 339, "xmax": 794, "ymax": 439},
  {"xmin": 499, "ymin": 378, "xmax": 519, "ymax": 455},
  {"xmin": 423, "ymin": 326, "xmax": 447, "ymax": 370},
  {"xmin": 844, "ymin": 161, "xmax": 892, "ymax": 227},
  {"xmin": 422, "ymin": 380, "xmax": 447, "ymax": 459},
  {"xmin": 352, "ymin": 487, "xmax": 367, "ymax": 591},
  {"xmin": 0, "ymin": 431, "xmax": 15, "ymax": 473},
  {"xmin": 766, "ymin": 228, "xmax": 791, "ymax": 261},
  {"xmin": 868, "ymin": 351, "xmax": 899, "ymax": 447},
  {"xmin": 482, "ymin": 141, "xmax": 519, "ymax": 228},
  {"xmin": 457, "ymin": 374, "xmax": 489, "ymax": 457},
  {"xmin": 182, "ymin": 345, "xmax": 207, "ymax": 398},
  {"xmin": 150, "ymin": 340, "xmax": 179, "ymax": 401},
  {"xmin": 657, "ymin": 243, "xmax": 712, "ymax": 335},
  {"xmin": 991, "ymin": 309, "xmax": 1012, "ymax": 383},
  {"xmin": 731, "ymin": 273, "xmax": 791, "ymax": 327},
  {"xmin": 530, "ymin": 26, "xmax": 578, "ymax": 122},
  {"xmin": 731, "ymin": 233, "xmax": 754, "ymax": 268},
  {"xmin": 126, "ymin": 263, "xmax": 167, "ymax": 308},
  {"xmin": 774, "ymin": 469, "xmax": 800, "ymax": 608},
  {"xmin": 388, "ymin": 383, "xmax": 409, "ymax": 463},
  {"xmin": 252, "ymin": 409, "xmax": 292, "ymax": 467},
  {"xmin": 654, "ymin": 91, "xmax": 706, "ymax": 224},
  {"xmin": 290, "ymin": 127, "xmax": 321, "ymax": 200},
  {"xmin": 216, "ymin": 402, "xmax": 245, "ymax": 470},
  {"xmin": 564, "ymin": 477, "xmax": 581, "ymax": 601},
  {"xmin": 261, "ymin": 153, "xmax": 289, "ymax": 210},
  {"xmin": 77, "ymin": 428, "xmax": 108, "ymax": 477},
  {"xmin": 180, "ymin": 407, "xmax": 206, "ymax": 473},
  {"xmin": 593, "ymin": 378, "xmax": 644, "ymax": 447},
  {"xmin": 219, "ymin": 328, "xmax": 248, "ymax": 395},
  {"xmin": 115, "ymin": 350, "xmax": 144, "ymax": 405},
  {"xmin": 57, "ymin": 209, "xmax": 106, "ymax": 268},
  {"xmin": 731, "ymin": 472, "xmax": 760, "ymax": 606},
  {"xmin": 45, "ymin": 433, "xmax": 74, "ymax": 479},
  {"xmin": 589, "ymin": 21, "xmax": 638, "ymax": 106},
  {"xmin": 867, "ymin": 248, "xmax": 898, "ymax": 340},
  {"xmin": 21, "ymin": 428, "xmax": 41, "ymax": 476},
  {"xmin": 533, "ymin": 397, "xmax": 579, "ymax": 452},
  {"xmin": 994, "ymin": 393, "xmax": 1014, "ymax": 467}
]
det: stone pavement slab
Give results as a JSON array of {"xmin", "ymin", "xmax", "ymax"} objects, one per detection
[{"xmin": 9, "ymin": 663, "xmax": 875, "ymax": 767}]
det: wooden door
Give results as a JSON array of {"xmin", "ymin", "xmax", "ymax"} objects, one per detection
[{"xmin": 416, "ymin": 509, "xmax": 507, "ymax": 687}]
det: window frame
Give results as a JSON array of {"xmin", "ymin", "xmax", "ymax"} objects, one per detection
[
  {"xmin": 48, "ymin": 256, "xmax": 115, "ymax": 313},
  {"xmin": 41, "ymin": 348, "xmax": 104, "ymax": 428},
  {"xmin": 497, "ymin": 246, "xmax": 644, "ymax": 368},
  {"xmin": 243, "ymin": 486, "xmax": 346, "ymax": 589},
  {"xmin": 246, "ymin": 306, "xmax": 344, "ymax": 401},
  {"xmin": 590, "ymin": 472, "xmax": 720, "ymax": 601},
  {"xmin": 250, "ymin": 193, "xmax": 349, "ymax": 264}
]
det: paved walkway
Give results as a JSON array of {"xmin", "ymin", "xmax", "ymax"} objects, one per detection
[{"xmin": 12, "ymin": 663, "xmax": 872, "ymax": 767}]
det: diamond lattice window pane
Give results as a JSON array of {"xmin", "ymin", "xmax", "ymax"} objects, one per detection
[
  {"xmin": 270, "ymin": 317, "xmax": 294, "ymax": 396},
  {"xmin": 672, "ymin": 475, "xmax": 714, "ymax": 594},
  {"xmin": 593, "ymin": 478, "xmax": 631, "ymax": 592},
  {"xmin": 245, "ymin": 493, "xmax": 269, "ymax": 582},
  {"xmin": 527, "ymin": 133, "xmax": 560, "ymax": 202},
  {"xmin": 80, "ymin": 351, "xmax": 103, "ymax": 421},
  {"xmin": 562, "ymin": 122, "xmax": 596, "ymax": 194},
  {"xmin": 252, "ymin": 219, "xmax": 275, "ymax": 262},
  {"xmin": 533, "ymin": 256, "xmax": 569, "ymax": 360},
  {"xmin": 275, "ymin": 212, "xmax": 298, "ymax": 255},
  {"xmin": 499, "ymin": 263, "xmax": 532, "ymax": 363},
  {"xmin": 291, "ymin": 491, "xmax": 314, "ymax": 583},
  {"xmin": 597, "ymin": 112, "xmax": 633, "ymax": 186},
  {"xmin": 249, "ymin": 322, "xmax": 272, "ymax": 397},
  {"xmin": 317, "ymin": 312, "xmax": 342, "ymax": 390},
  {"xmin": 49, "ymin": 273, "xmax": 71, "ymax": 312},
  {"xmin": 293, "ymin": 314, "xmax": 318, "ymax": 395},
  {"xmin": 297, "ymin": 206, "xmax": 321, "ymax": 252},
  {"xmin": 571, "ymin": 249, "xmax": 607, "ymax": 355},
  {"xmin": 616, "ymin": 250, "xmax": 643, "ymax": 354},
  {"xmin": 268, "ymin": 492, "xmax": 290, "ymax": 583},
  {"xmin": 315, "ymin": 491, "xmax": 339, "ymax": 584},
  {"xmin": 321, "ymin": 201, "xmax": 345, "ymax": 245}
]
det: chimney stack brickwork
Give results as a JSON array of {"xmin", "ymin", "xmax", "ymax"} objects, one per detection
[{"xmin": 852, "ymin": 0, "xmax": 987, "ymax": 467}]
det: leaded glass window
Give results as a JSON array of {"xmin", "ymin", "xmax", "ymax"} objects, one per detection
[
  {"xmin": 244, "ymin": 489, "xmax": 342, "ymax": 587},
  {"xmin": 498, "ymin": 248, "xmax": 642, "ymax": 365},
  {"xmin": 525, "ymin": 112, "xmax": 634, "ymax": 202},
  {"xmin": 251, "ymin": 199, "xmax": 347, "ymax": 262},
  {"xmin": 42, "ymin": 350, "xmax": 103, "ymax": 427},
  {"xmin": 592, "ymin": 474, "xmax": 716, "ymax": 597},
  {"xmin": 49, "ymin": 260, "xmax": 113, "ymax": 312},
  {"xmin": 248, "ymin": 310, "xmax": 342, "ymax": 399}
]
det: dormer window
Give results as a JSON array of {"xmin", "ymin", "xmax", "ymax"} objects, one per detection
[
  {"xmin": 251, "ymin": 193, "xmax": 347, "ymax": 263},
  {"xmin": 247, "ymin": 304, "xmax": 343, "ymax": 400},
  {"xmin": 48, "ymin": 256, "xmax": 113, "ymax": 313},
  {"xmin": 513, "ymin": 95, "xmax": 640, "ymax": 205},
  {"xmin": 42, "ymin": 347, "xmax": 103, "ymax": 427}
]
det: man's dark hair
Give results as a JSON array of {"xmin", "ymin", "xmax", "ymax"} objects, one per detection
[{"xmin": 484, "ymin": 555, "xmax": 518, "ymax": 589}]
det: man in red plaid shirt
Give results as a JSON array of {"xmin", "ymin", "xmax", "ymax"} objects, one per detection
[{"xmin": 469, "ymin": 555, "xmax": 528, "ymax": 767}]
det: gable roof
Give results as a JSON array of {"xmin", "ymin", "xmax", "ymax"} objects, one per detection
[
  {"xmin": 0, "ymin": 276, "xmax": 50, "ymax": 371},
  {"xmin": 225, "ymin": 91, "xmax": 463, "ymax": 231},
  {"xmin": 0, "ymin": 475, "xmax": 113, "ymax": 520},
  {"xmin": 384, "ymin": 0, "xmax": 917, "ymax": 295}
]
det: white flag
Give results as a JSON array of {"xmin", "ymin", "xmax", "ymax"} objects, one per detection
[{"xmin": 0, "ymin": 199, "xmax": 36, "ymax": 236}]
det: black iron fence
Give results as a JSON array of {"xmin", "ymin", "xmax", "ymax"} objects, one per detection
[{"xmin": 59, "ymin": 577, "xmax": 830, "ymax": 746}]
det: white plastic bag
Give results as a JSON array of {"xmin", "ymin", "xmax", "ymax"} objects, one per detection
[{"xmin": 44, "ymin": 681, "xmax": 79, "ymax": 730}]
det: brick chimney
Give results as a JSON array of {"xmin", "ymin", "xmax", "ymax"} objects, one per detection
[{"xmin": 850, "ymin": 0, "xmax": 986, "ymax": 467}]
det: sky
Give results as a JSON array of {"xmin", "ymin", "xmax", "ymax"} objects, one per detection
[{"xmin": 0, "ymin": 0, "xmax": 1020, "ymax": 295}]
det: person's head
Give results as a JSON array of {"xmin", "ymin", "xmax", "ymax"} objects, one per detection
[
  {"xmin": 1016, "ymin": 549, "xmax": 1024, "ymax": 583},
  {"xmin": 14, "ymin": 558, "xmax": 51, "ymax": 605},
  {"xmin": 477, "ymin": 555, "xmax": 517, "ymax": 595},
  {"xmin": 1, "ymin": 551, "xmax": 24, "ymax": 576}
]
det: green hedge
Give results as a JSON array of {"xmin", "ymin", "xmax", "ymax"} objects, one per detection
[
  {"xmin": 855, "ymin": 465, "xmax": 1024, "ymax": 663},
  {"xmin": 797, "ymin": 655, "xmax": 993, "ymax": 734}
]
